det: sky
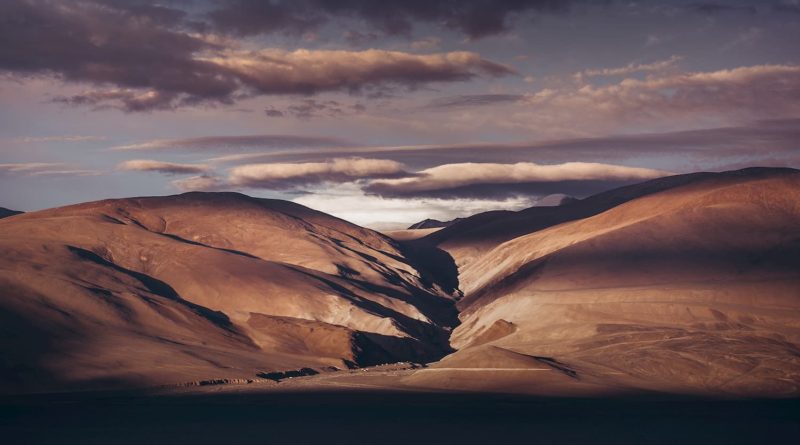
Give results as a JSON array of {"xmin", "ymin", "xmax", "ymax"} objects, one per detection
[{"xmin": 1, "ymin": 0, "xmax": 799, "ymax": 228}]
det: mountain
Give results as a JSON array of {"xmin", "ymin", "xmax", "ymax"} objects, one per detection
[
  {"xmin": 0, "ymin": 192, "xmax": 458, "ymax": 392},
  {"xmin": 418, "ymin": 168, "xmax": 799, "ymax": 268},
  {"xmin": 404, "ymin": 194, "xmax": 573, "ymax": 232},
  {"xmin": 0, "ymin": 207, "xmax": 22, "ymax": 219},
  {"xmin": 405, "ymin": 168, "xmax": 800, "ymax": 396},
  {"xmin": 534, "ymin": 193, "xmax": 577, "ymax": 207},
  {"xmin": 407, "ymin": 217, "xmax": 464, "ymax": 230},
  {"xmin": 2, "ymin": 168, "xmax": 799, "ymax": 396}
]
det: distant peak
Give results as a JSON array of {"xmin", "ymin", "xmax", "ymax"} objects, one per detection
[
  {"xmin": 0, "ymin": 207, "xmax": 23, "ymax": 219},
  {"xmin": 533, "ymin": 194, "xmax": 577, "ymax": 207},
  {"xmin": 408, "ymin": 217, "xmax": 464, "ymax": 230}
]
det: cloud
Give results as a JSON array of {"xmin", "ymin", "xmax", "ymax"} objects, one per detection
[
  {"xmin": 405, "ymin": 64, "xmax": 800, "ymax": 138},
  {"xmin": 294, "ymin": 185, "xmax": 536, "ymax": 227},
  {"xmin": 426, "ymin": 94, "xmax": 525, "ymax": 108},
  {"xmin": 11, "ymin": 135, "xmax": 106, "ymax": 143},
  {"xmin": 229, "ymin": 158, "xmax": 413, "ymax": 189},
  {"xmin": 201, "ymin": 48, "xmax": 514, "ymax": 96},
  {"xmin": 311, "ymin": 63, "xmax": 800, "ymax": 141},
  {"xmin": 171, "ymin": 175, "xmax": 229, "ymax": 192},
  {"xmin": 0, "ymin": 162, "xmax": 100, "ymax": 177},
  {"xmin": 0, "ymin": 163, "xmax": 66, "ymax": 173},
  {"xmin": 265, "ymin": 99, "xmax": 367, "ymax": 119},
  {"xmin": 52, "ymin": 89, "xmax": 179, "ymax": 112},
  {"xmin": 1, "ymin": 1, "xmax": 512, "ymax": 111},
  {"xmin": 208, "ymin": 0, "xmax": 574, "ymax": 39},
  {"xmin": 364, "ymin": 161, "xmax": 671, "ymax": 198},
  {"xmin": 117, "ymin": 160, "xmax": 210, "ymax": 175},
  {"xmin": 575, "ymin": 55, "xmax": 682, "ymax": 79},
  {"xmin": 0, "ymin": 0, "xmax": 234, "ymax": 111},
  {"xmin": 537, "ymin": 64, "xmax": 800, "ymax": 124},
  {"xmin": 111, "ymin": 134, "xmax": 353, "ymax": 152}
]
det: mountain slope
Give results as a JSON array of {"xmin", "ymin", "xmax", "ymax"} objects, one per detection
[
  {"xmin": 420, "ymin": 169, "xmax": 800, "ymax": 396},
  {"xmin": 0, "ymin": 193, "xmax": 458, "ymax": 392},
  {"xmin": 420, "ymin": 168, "xmax": 799, "ymax": 268}
]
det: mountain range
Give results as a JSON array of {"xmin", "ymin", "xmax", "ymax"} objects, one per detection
[{"xmin": 1, "ymin": 167, "xmax": 798, "ymax": 396}]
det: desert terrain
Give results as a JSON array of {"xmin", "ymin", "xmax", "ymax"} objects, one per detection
[{"xmin": 1, "ymin": 167, "xmax": 799, "ymax": 443}]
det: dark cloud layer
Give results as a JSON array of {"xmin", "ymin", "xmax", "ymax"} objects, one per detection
[
  {"xmin": 0, "ymin": 0, "xmax": 235, "ymax": 110},
  {"xmin": 209, "ymin": 0, "xmax": 573, "ymax": 39},
  {"xmin": 1, "ymin": 0, "xmax": 512, "ymax": 111}
]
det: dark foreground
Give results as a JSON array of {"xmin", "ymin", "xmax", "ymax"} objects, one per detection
[{"xmin": 1, "ymin": 390, "xmax": 799, "ymax": 444}]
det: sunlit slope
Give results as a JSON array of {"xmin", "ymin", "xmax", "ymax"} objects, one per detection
[
  {"xmin": 421, "ymin": 168, "xmax": 798, "ymax": 269},
  {"xmin": 425, "ymin": 170, "xmax": 800, "ymax": 396}
]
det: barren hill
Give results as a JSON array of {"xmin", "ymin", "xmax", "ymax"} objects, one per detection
[{"xmin": 0, "ymin": 192, "xmax": 458, "ymax": 392}]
